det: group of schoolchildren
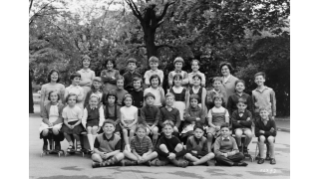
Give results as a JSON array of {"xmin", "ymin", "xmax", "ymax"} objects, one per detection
[{"xmin": 39, "ymin": 55, "xmax": 277, "ymax": 169}]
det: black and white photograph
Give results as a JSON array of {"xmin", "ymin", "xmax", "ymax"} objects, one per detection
[{"xmin": 27, "ymin": 0, "xmax": 292, "ymax": 178}]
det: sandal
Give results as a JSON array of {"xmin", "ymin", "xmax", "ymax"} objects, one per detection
[
  {"xmin": 67, "ymin": 145, "xmax": 74, "ymax": 152},
  {"xmin": 76, "ymin": 144, "xmax": 82, "ymax": 152},
  {"xmin": 257, "ymin": 158, "xmax": 265, "ymax": 164},
  {"xmin": 270, "ymin": 158, "xmax": 276, "ymax": 165}
]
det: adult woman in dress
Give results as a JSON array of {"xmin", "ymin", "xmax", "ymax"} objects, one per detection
[
  {"xmin": 100, "ymin": 58, "xmax": 120, "ymax": 94},
  {"xmin": 77, "ymin": 55, "xmax": 96, "ymax": 101},
  {"xmin": 40, "ymin": 70, "xmax": 65, "ymax": 115},
  {"xmin": 219, "ymin": 62, "xmax": 238, "ymax": 106}
]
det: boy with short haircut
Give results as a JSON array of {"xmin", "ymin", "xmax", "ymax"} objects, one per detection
[
  {"xmin": 122, "ymin": 125, "xmax": 158, "ymax": 166},
  {"xmin": 91, "ymin": 120, "xmax": 124, "ymax": 168},
  {"xmin": 252, "ymin": 72, "xmax": 276, "ymax": 119},
  {"xmin": 144, "ymin": 56, "xmax": 164, "ymax": 87},
  {"xmin": 255, "ymin": 108, "xmax": 277, "ymax": 165},
  {"xmin": 123, "ymin": 58, "xmax": 142, "ymax": 93},
  {"xmin": 114, "ymin": 76, "xmax": 128, "ymax": 106},
  {"xmin": 184, "ymin": 125, "xmax": 215, "ymax": 166},
  {"xmin": 188, "ymin": 59, "xmax": 206, "ymax": 86},
  {"xmin": 214, "ymin": 124, "xmax": 247, "ymax": 167},
  {"xmin": 206, "ymin": 77, "xmax": 227, "ymax": 109},
  {"xmin": 130, "ymin": 77, "xmax": 144, "ymax": 109},
  {"xmin": 168, "ymin": 57, "xmax": 189, "ymax": 87},
  {"xmin": 159, "ymin": 93, "xmax": 181, "ymax": 133},
  {"xmin": 231, "ymin": 98, "xmax": 253, "ymax": 154},
  {"xmin": 140, "ymin": 92, "xmax": 160, "ymax": 145},
  {"xmin": 150, "ymin": 121, "xmax": 189, "ymax": 167},
  {"xmin": 64, "ymin": 72, "xmax": 84, "ymax": 108}
]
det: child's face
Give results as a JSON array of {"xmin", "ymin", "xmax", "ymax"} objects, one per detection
[
  {"xmin": 194, "ymin": 128, "xmax": 204, "ymax": 138},
  {"xmin": 93, "ymin": 81, "xmax": 102, "ymax": 90},
  {"xmin": 146, "ymin": 96, "xmax": 155, "ymax": 105},
  {"xmin": 213, "ymin": 81, "xmax": 222, "ymax": 90},
  {"xmin": 106, "ymin": 61, "xmax": 114, "ymax": 70},
  {"xmin": 190, "ymin": 98, "xmax": 198, "ymax": 108},
  {"xmin": 103, "ymin": 123, "xmax": 115, "ymax": 134},
  {"xmin": 214, "ymin": 98, "xmax": 222, "ymax": 107},
  {"xmin": 221, "ymin": 65, "xmax": 230, "ymax": 76},
  {"xmin": 220, "ymin": 127, "xmax": 230, "ymax": 137},
  {"xmin": 235, "ymin": 82, "xmax": 245, "ymax": 93},
  {"xmin": 72, "ymin": 77, "xmax": 81, "ymax": 85},
  {"xmin": 255, "ymin": 75, "xmax": 265, "ymax": 86},
  {"xmin": 173, "ymin": 77, "xmax": 182, "ymax": 87},
  {"xmin": 163, "ymin": 125, "xmax": 173, "ymax": 136},
  {"xmin": 116, "ymin": 79, "xmax": 124, "ymax": 89},
  {"xmin": 89, "ymin": 97, "xmax": 99, "ymax": 107},
  {"xmin": 50, "ymin": 92, "xmax": 58, "ymax": 103},
  {"xmin": 133, "ymin": 80, "xmax": 142, "ymax": 90},
  {"xmin": 174, "ymin": 62, "xmax": 183, "ymax": 71},
  {"xmin": 68, "ymin": 96, "xmax": 77, "ymax": 107},
  {"xmin": 124, "ymin": 97, "xmax": 132, "ymax": 107},
  {"xmin": 166, "ymin": 96, "xmax": 174, "ymax": 107},
  {"xmin": 50, "ymin": 72, "xmax": 59, "ymax": 82},
  {"xmin": 151, "ymin": 78, "xmax": 159, "ymax": 87},
  {"xmin": 150, "ymin": 62, "xmax": 158, "ymax": 70},
  {"xmin": 128, "ymin": 62, "xmax": 137, "ymax": 71},
  {"xmin": 237, "ymin": 102, "xmax": 247, "ymax": 112},
  {"xmin": 193, "ymin": 76, "xmax": 201, "ymax": 86},
  {"xmin": 259, "ymin": 110, "xmax": 269, "ymax": 120},
  {"xmin": 136, "ymin": 128, "xmax": 146, "ymax": 138},
  {"xmin": 191, "ymin": 61, "xmax": 199, "ymax": 71},
  {"xmin": 83, "ymin": 59, "xmax": 90, "ymax": 68},
  {"xmin": 107, "ymin": 96, "xmax": 116, "ymax": 105}
]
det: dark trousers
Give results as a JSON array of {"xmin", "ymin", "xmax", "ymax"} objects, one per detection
[{"xmin": 215, "ymin": 152, "xmax": 244, "ymax": 166}]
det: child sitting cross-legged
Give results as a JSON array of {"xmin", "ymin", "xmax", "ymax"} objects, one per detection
[
  {"xmin": 91, "ymin": 120, "xmax": 124, "ymax": 168},
  {"xmin": 213, "ymin": 124, "xmax": 247, "ymax": 167},
  {"xmin": 184, "ymin": 125, "xmax": 215, "ymax": 166},
  {"xmin": 149, "ymin": 121, "xmax": 189, "ymax": 167},
  {"xmin": 121, "ymin": 125, "xmax": 158, "ymax": 166}
]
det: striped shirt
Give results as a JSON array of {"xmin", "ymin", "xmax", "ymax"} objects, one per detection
[{"xmin": 130, "ymin": 136, "xmax": 153, "ymax": 155}]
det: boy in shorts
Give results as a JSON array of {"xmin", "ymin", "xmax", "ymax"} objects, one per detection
[{"xmin": 91, "ymin": 120, "xmax": 124, "ymax": 168}]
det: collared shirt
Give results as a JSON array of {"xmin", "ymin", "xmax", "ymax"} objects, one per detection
[
  {"xmin": 130, "ymin": 136, "xmax": 153, "ymax": 155},
  {"xmin": 144, "ymin": 69, "xmax": 164, "ymax": 86},
  {"xmin": 206, "ymin": 88, "xmax": 227, "ymax": 108},
  {"xmin": 159, "ymin": 107, "xmax": 181, "ymax": 128},
  {"xmin": 94, "ymin": 133, "xmax": 122, "ymax": 153},
  {"xmin": 184, "ymin": 105, "xmax": 206, "ymax": 126},
  {"xmin": 140, "ymin": 104, "xmax": 160, "ymax": 125},
  {"xmin": 186, "ymin": 136, "xmax": 208, "ymax": 156},
  {"xmin": 62, "ymin": 105, "xmax": 83, "ymax": 123},
  {"xmin": 213, "ymin": 136, "xmax": 238, "ymax": 156},
  {"xmin": 231, "ymin": 110, "xmax": 252, "ymax": 129},
  {"xmin": 255, "ymin": 117, "xmax": 277, "ymax": 137},
  {"xmin": 227, "ymin": 92, "xmax": 253, "ymax": 115},
  {"xmin": 64, "ymin": 85, "xmax": 84, "ymax": 102},
  {"xmin": 143, "ymin": 87, "xmax": 164, "ymax": 107},
  {"xmin": 188, "ymin": 71, "xmax": 206, "ymax": 86},
  {"xmin": 252, "ymin": 86, "xmax": 276, "ymax": 116}
]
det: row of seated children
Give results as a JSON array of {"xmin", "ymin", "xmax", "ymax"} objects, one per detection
[{"xmin": 40, "ymin": 85, "xmax": 276, "ymax": 166}]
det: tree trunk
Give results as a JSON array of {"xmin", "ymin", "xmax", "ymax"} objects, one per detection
[
  {"xmin": 143, "ymin": 25, "xmax": 157, "ymax": 59},
  {"xmin": 29, "ymin": 70, "xmax": 34, "ymax": 113}
]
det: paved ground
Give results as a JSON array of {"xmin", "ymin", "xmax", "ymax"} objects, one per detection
[{"xmin": 29, "ymin": 104, "xmax": 290, "ymax": 179}]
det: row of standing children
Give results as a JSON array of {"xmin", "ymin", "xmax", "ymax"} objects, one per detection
[{"xmin": 39, "ymin": 55, "xmax": 277, "ymax": 167}]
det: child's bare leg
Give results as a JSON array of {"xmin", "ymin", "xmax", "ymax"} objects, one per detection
[
  {"xmin": 159, "ymin": 144, "xmax": 169, "ymax": 153},
  {"xmin": 87, "ymin": 127, "xmax": 94, "ymax": 150},
  {"xmin": 92, "ymin": 126, "xmax": 99, "ymax": 150},
  {"xmin": 235, "ymin": 129, "xmax": 243, "ymax": 146},
  {"xmin": 123, "ymin": 150, "xmax": 138, "ymax": 161},
  {"xmin": 152, "ymin": 127, "xmax": 159, "ymax": 145},
  {"xmin": 207, "ymin": 132, "xmax": 214, "ymax": 152},
  {"xmin": 52, "ymin": 126, "xmax": 60, "ymax": 135},
  {"xmin": 42, "ymin": 129, "xmax": 49, "ymax": 137},
  {"xmin": 174, "ymin": 144, "xmax": 183, "ymax": 152},
  {"xmin": 105, "ymin": 153, "xmax": 124, "ymax": 165},
  {"xmin": 129, "ymin": 128, "xmax": 135, "ymax": 142},
  {"xmin": 122, "ymin": 129, "xmax": 129, "ymax": 148},
  {"xmin": 267, "ymin": 136, "xmax": 275, "ymax": 158},
  {"xmin": 244, "ymin": 129, "xmax": 253, "ymax": 147},
  {"xmin": 193, "ymin": 153, "xmax": 215, "ymax": 165},
  {"xmin": 73, "ymin": 134, "xmax": 81, "ymax": 150},
  {"xmin": 184, "ymin": 153, "xmax": 199, "ymax": 162},
  {"xmin": 92, "ymin": 153, "xmax": 103, "ymax": 163},
  {"xmin": 141, "ymin": 152, "xmax": 158, "ymax": 162},
  {"xmin": 258, "ymin": 136, "xmax": 266, "ymax": 158},
  {"xmin": 64, "ymin": 132, "xmax": 73, "ymax": 146}
]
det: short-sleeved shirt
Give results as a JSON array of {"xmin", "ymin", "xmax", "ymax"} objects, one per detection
[
  {"xmin": 130, "ymin": 136, "xmax": 153, "ymax": 155},
  {"xmin": 64, "ymin": 85, "xmax": 84, "ymax": 101},
  {"xmin": 94, "ymin": 133, "xmax": 122, "ymax": 153},
  {"xmin": 144, "ymin": 69, "xmax": 164, "ymax": 86},
  {"xmin": 62, "ymin": 105, "xmax": 83, "ymax": 122}
]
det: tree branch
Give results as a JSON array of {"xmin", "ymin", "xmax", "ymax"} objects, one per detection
[
  {"xmin": 29, "ymin": 0, "xmax": 34, "ymax": 13},
  {"xmin": 29, "ymin": 0, "xmax": 57, "ymax": 25},
  {"xmin": 156, "ymin": 2, "xmax": 175, "ymax": 22},
  {"xmin": 124, "ymin": 0, "xmax": 143, "ymax": 21}
]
